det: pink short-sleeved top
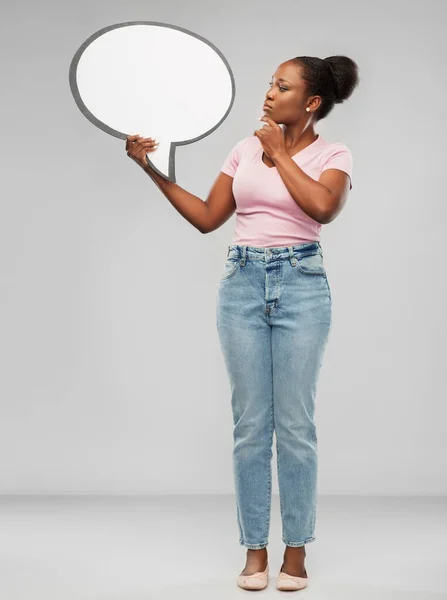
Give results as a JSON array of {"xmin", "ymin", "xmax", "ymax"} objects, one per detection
[{"xmin": 220, "ymin": 134, "xmax": 353, "ymax": 247}]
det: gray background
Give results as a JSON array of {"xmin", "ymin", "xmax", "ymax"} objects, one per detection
[{"xmin": 1, "ymin": 0, "xmax": 445, "ymax": 496}]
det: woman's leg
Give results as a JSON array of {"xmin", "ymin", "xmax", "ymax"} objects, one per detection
[
  {"xmin": 270, "ymin": 248, "xmax": 332, "ymax": 550},
  {"xmin": 216, "ymin": 249, "xmax": 274, "ymax": 550}
]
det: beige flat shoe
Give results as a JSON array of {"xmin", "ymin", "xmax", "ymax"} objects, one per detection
[
  {"xmin": 237, "ymin": 564, "xmax": 269, "ymax": 590},
  {"xmin": 276, "ymin": 570, "xmax": 309, "ymax": 591}
]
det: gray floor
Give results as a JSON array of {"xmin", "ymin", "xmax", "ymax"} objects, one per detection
[{"xmin": 0, "ymin": 495, "xmax": 445, "ymax": 599}]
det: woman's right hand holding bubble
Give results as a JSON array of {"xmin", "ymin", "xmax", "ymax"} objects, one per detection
[{"xmin": 126, "ymin": 134, "xmax": 159, "ymax": 170}]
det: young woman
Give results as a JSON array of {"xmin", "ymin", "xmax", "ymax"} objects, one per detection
[{"xmin": 126, "ymin": 54, "xmax": 359, "ymax": 592}]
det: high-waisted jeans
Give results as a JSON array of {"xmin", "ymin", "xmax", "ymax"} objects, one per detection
[{"xmin": 216, "ymin": 241, "xmax": 332, "ymax": 550}]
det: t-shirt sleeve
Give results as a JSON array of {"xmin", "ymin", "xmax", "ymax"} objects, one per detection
[
  {"xmin": 221, "ymin": 138, "xmax": 248, "ymax": 178},
  {"xmin": 321, "ymin": 144, "xmax": 353, "ymax": 190}
]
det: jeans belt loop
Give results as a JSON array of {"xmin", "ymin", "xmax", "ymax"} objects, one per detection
[{"xmin": 288, "ymin": 246, "xmax": 297, "ymax": 266}]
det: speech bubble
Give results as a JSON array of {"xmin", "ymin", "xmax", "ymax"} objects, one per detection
[{"xmin": 69, "ymin": 21, "xmax": 235, "ymax": 183}]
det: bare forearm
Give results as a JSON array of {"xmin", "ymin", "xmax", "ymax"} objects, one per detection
[
  {"xmin": 141, "ymin": 162, "xmax": 208, "ymax": 233},
  {"xmin": 272, "ymin": 151, "xmax": 331, "ymax": 224}
]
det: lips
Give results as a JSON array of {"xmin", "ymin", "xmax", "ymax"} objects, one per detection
[{"xmin": 263, "ymin": 103, "xmax": 273, "ymax": 109}]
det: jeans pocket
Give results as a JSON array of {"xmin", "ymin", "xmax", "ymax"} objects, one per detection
[
  {"xmin": 220, "ymin": 258, "xmax": 240, "ymax": 281},
  {"xmin": 295, "ymin": 251, "xmax": 326, "ymax": 276}
]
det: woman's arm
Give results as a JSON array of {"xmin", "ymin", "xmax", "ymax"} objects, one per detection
[
  {"xmin": 142, "ymin": 161, "xmax": 210, "ymax": 233},
  {"xmin": 143, "ymin": 162, "xmax": 236, "ymax": 234}
]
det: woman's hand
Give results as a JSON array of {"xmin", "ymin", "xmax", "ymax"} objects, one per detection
[
  {"xmin": 126, "ymin": 134, "xmax": 159, "ymax": 169},
  {"xmin": 254, "ymin": 116, "xmax": 286, "ymax": 160}
]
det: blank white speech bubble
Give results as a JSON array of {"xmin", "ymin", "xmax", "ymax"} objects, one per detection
[{"xmin": 69, "ymin": 21, "xmax": 235, "ymax": 183}]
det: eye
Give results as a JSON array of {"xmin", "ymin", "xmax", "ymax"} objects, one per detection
[{"xmin": 268, "ymin": 81, "xmax": 287, "ymax": 91}]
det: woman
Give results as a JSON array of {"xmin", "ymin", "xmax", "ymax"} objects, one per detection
[{"xmin": 126, "ymin": 54, "xmax": 359, "ymax": 592}]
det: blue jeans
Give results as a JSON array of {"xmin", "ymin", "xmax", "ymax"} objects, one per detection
[{"xmin": 216, "ymin": 242, "xmax": 332, "ymax": 550}]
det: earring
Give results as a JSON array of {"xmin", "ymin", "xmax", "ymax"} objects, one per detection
[{"xmin": 306, "ymin": 107, "xmax": 310, "ymax": 112}]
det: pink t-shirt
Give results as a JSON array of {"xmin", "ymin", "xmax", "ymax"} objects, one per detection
[{"xmin": 220, "ymin": 133, "xmax": 353, "ymax": 247}]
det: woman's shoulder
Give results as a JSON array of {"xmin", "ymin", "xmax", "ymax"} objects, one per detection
[
  {"xmin": 318, "ymin": 138, "xmax": 353, "ymax": 166},
  {"xmin": 319, "ymin": 135, "xmax": 351, "ymax": 152}
]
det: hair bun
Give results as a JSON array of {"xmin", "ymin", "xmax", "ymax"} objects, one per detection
[{"xmin": 324, "ymin": 59, "xmax": 338, "ymax": 98}]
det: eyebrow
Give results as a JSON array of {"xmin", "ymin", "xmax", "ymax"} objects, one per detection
[{"xmin": 271, "ymin": 76, "xmax": 292, "ymax": 84}]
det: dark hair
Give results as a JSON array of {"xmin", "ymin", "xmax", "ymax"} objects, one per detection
[{"xmin": 291, "ymin": 55, "xmax": 360, "ymax": 122}]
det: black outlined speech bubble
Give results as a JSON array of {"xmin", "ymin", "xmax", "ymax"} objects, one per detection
[{"xmin": 69, "ymin": 21, "xmax": 236, "ymax": 183}]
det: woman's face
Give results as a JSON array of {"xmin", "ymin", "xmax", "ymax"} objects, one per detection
[{"xmin": 263, "ymin": 61, "xmax": 319, "ymax": 124}]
